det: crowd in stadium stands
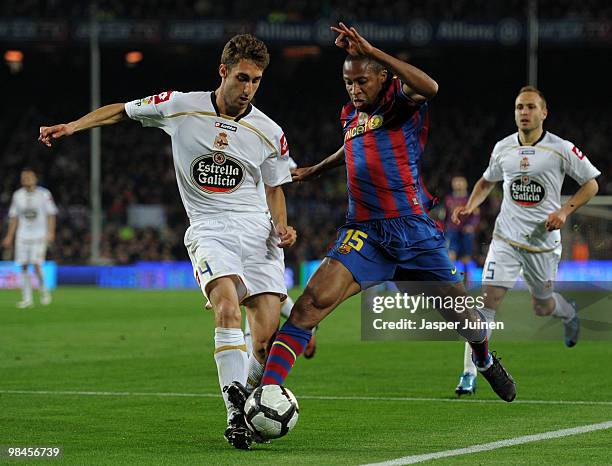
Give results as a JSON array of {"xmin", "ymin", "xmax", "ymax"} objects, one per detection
[
  {"xmin": 3, "ymin": 0, "xmax": 612, "ymax": 20},
  {"xmin": 1, "ymin": 93, "xmax": 610, "ymax": 267},
  {"xmin": 2, "ymin": 3, "xmax": 611, "ymax": 267}
]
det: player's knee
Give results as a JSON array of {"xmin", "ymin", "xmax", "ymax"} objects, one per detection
[
  {"xmin": 482, "ymin": 289, "xmax": 505, "ymax": 310},
  {"xmin": 304, "ymin": 286, "xmax": 336, "ymax": 312},
  {"xmin": 213, "ymin": 298, "xmax": 242, "ymax": 327},
  {"xmin": 289, "ymin": 287, "xmax": 332, "ymax": 327},
  {"xmin": 532, "ymin": 297, "xmax": 554, "ymax": 316}
]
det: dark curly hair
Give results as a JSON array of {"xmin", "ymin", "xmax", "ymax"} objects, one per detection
[{"xmin": 221, "ymin": 34, "xmax": 270, "ymax": 71}]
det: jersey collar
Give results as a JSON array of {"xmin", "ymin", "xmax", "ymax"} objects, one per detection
[
  {"xmin": 211, "ymin": 91, "xmax": 252, "ymax": 121},
  {"xmin": 517, "ymin": 130, "xmax": 547, "ymax": 147}
]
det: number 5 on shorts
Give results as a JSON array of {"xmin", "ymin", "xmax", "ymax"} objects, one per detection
[
  {"xmin": 485, "ymin": 261, "xmax": 495, "ymax": 280},
  {"xmin": 341, "ymin": 229, "xmax": 368, "ymax": 251}
]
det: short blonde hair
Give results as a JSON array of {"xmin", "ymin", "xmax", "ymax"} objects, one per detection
[{"xmin": 518, "ymin": 86, "xmax": 547, "ymax": 108}]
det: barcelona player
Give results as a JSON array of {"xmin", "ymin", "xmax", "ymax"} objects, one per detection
[{"xmin": 227, "ymin": 23, "xmax": 516, "ymax": 412}]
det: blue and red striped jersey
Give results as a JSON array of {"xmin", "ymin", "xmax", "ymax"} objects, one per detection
[{"xmin": 341, "ymin": 77, "xmax": 432, "ymax": 222}]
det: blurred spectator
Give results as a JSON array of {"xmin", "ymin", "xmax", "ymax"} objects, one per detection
[{"xmin": 3, "ymin": 0, "xmax": 612, "ymax": 20}]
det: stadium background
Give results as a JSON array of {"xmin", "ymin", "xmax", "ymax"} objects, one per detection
[{"xmin": 2, "ymin": 2, "xmax": 612, "ymax": 465}]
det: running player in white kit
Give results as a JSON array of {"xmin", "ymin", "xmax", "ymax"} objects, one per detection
[
  {"xmin": 38, "ymin": 34, "xmax": 297, "ymax": 449},
  {"xmin": 451, "ymin": 86, "xmax": 600, "ymax": 396},
  {"xmin": 2, "ymin": 168, "xmax": 57, "ymax": 308}
]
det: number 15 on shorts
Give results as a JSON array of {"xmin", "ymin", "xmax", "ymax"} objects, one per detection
[{"xmin": 341, "ymin": 229, "xmax": 368, "ymax": 251}]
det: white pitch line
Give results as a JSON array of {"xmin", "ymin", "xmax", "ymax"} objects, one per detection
[
  {"xmin": 1, "ymin": 389, "xmax": 612, "ymax": 407},
  {"xmin": 362, "ymin": 420, "xmax": 612, "ymax": 466}
]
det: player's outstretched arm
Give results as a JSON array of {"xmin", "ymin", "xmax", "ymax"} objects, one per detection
[
  {"xmin": 291, "ymin": 146, "xmax": 345, "ymax": 182},
  {"xmin": 39, "ymin": 103, "xmax": 128, "ymax": 147},
  {"xmin": 331, "ymin": 22, "xmax": 438, "ymax": 101},
  {"xmin": 545, "ymin": 178, "xmax": 598, "ymax": 231},
  {"xmin": 265, "ymin": 185, "xmax": 297, "ymax": 248},
  {"xmin": 452, "ymin": 176, "xmax": 496, "ymax": 225}
]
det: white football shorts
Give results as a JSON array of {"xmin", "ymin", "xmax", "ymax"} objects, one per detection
[
  {"xmin": 184, "ymin": 212, "xmax": 286, "ymax": 304},
  {"xmin": 482, "ymin": 238, "xmax": 561, "ymax": 299},
  {"xmin": 15, "ymin": 239, "xmax": 48, "ymax": 266}
]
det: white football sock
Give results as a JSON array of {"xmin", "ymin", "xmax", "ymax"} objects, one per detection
[
  {"xmin": 551, "ymin": 293, "xmax": 575, "ymax": 323},
  {"xmin": 463, "ymin": 342, "xmax": 477, "ymax": 375},
  {"xmin": 38, "ymin": 272, "xmax": 48, "ymax": 294},
  {"xmin": 245, "ymin": 353, "xmax": 264, "ymax": 393},
  {"xmin": 21, "ymin": 271, "xmax": 32, "ymax": 302},
  {"xmin": 281, "ymin": 296, "xmax": 294, "ymax": 319},
  {"xmin": 213, "ymin": 327, "xmax": 248, "ymax": 421},
  {"xmin": 464, "ymin": 307, "xmax": 496, "ymax": 375}
]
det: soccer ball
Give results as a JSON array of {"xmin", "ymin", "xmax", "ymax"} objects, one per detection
[{"xmin": 244, "ymin": 385, "xmax": 299, "ymax": 440}]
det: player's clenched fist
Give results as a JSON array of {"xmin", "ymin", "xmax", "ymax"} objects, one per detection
[
  {"xmin": 452, "ymin": 205, "xmax": 474, "ymax": 225},
  {"xmin": 276, "ymin": 225, "xmax": 297, "ymax": 248},
  {"xmin": 545, "ymin": 209, "xmax": 567, "ymax": 231},
  {"xmin": 38, "ymin": 123, "xmax": 75, "ymax": 147}
]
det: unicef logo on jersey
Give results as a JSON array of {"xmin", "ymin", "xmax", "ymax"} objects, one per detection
[
  {"xmin": 510, "ymin": 176, "xmax": 546, "ymax": 207},
  {"xmin": 190, "ymin": 152, "xmax": 245, "ymax": 194}
]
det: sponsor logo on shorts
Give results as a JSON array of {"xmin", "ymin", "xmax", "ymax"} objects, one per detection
[
  {"xmin": 190, "ymin": 152, "xmax": 245, "ymax": 194},
  {"xmin": 510, "ymin": 176, "xmax": 546, "ymax": 207},
  {"xmin": 215, "ymin": 121, "xmax": 237, "ymax": 132}
]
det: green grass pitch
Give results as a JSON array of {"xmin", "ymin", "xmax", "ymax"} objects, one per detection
[{"xmin": 1, "ymin": 287, "xmax": 611, "ymax": 465}]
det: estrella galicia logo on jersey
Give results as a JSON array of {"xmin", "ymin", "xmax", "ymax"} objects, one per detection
[
  {"xmin": 23, "ymin": 209, "xmax": 38, "ymax": 220},
  {"xmin": 510, "ymin": 176, "xmax": 546, "ymax": 207},
  {"xmin": 344, "ymin": 114, "xmax": 384, "ymax": 141},
  {"xmin": 215, "ymin": 121, "xmax": 237, "ymax": 132},
  {"xmin": 190, "ymin": 152, "xmax": 245, "ymax": 194}
]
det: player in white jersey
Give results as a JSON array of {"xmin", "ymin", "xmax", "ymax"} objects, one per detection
[
  {"xmin": 2, "ymin": 168, "xmax": 57, "ymax": 308},
  {"xmin": 451, "ymin": 86, "xmax": 600, "ymax": 396},
  {"xmin": 38, "ymin": 34, "xmax": 297, "ymax": 449}
]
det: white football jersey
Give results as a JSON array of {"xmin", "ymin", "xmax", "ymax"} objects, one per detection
[
  {"xmin": 124, "ymin": 91, "xmax": 292, "ymax": 222},
  {"xmin": 483, "ymin": 131, "xmax": 600, "ymax": 252},
  {"xmin": 9, "ymin": 187, "xmax": 58, "ymax": 242}
]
